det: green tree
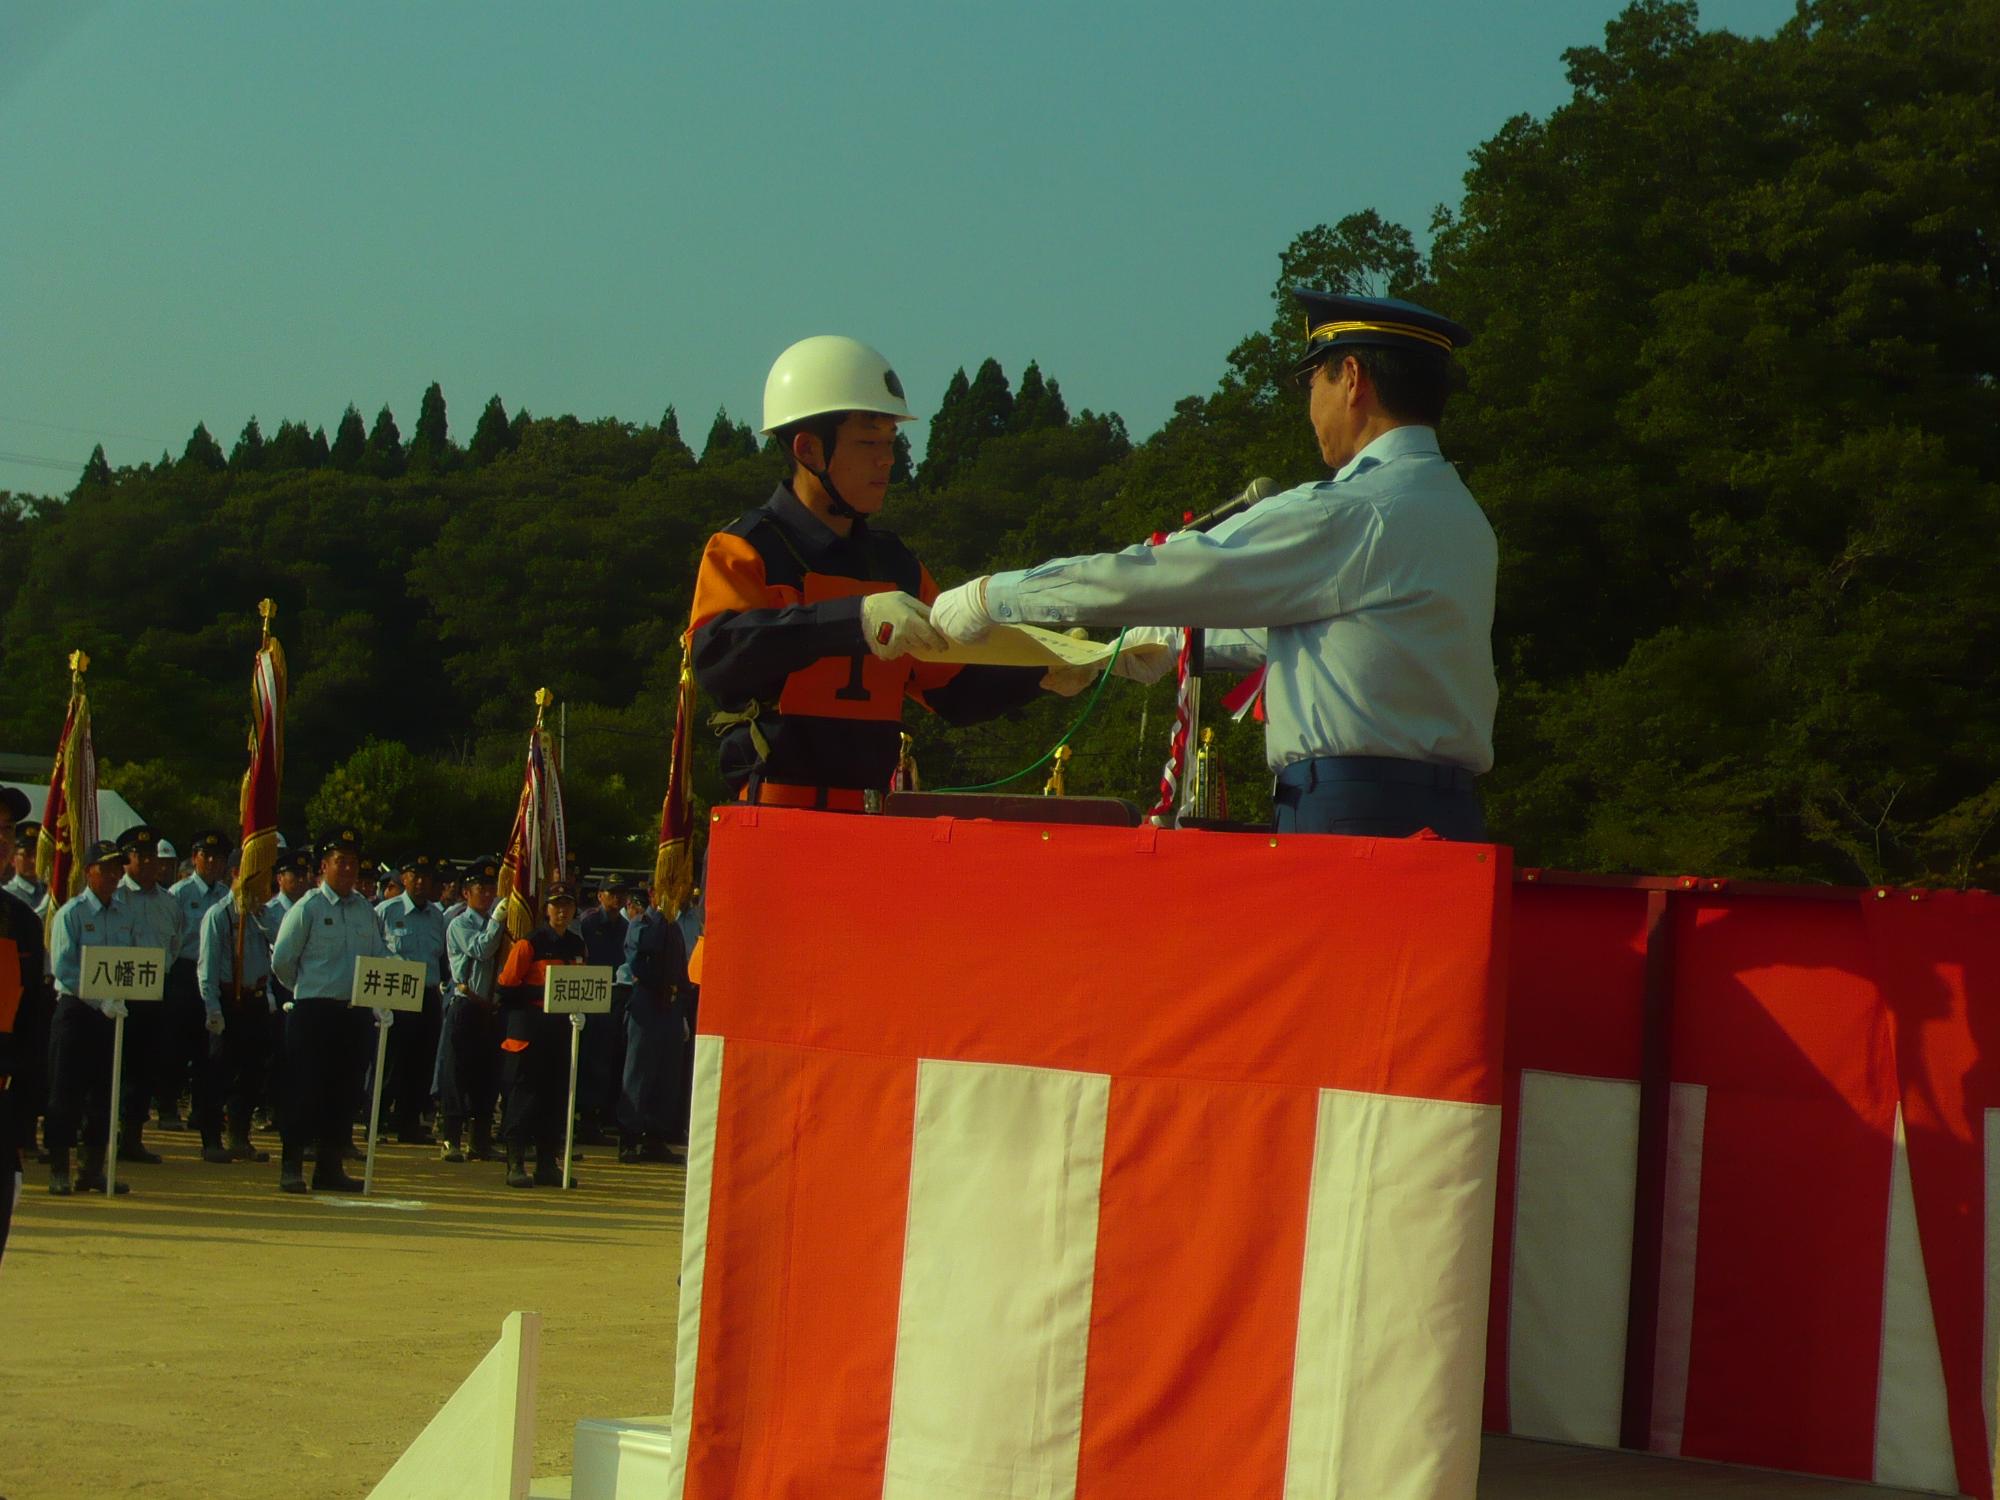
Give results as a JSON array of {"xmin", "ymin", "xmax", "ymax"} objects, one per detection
[
  {"xmin": 364, "ymin": 405, "xmax": 406, "ymax": 478},
  {"xmin": 229, "ymin": 417, "xmax": 266, "ymax": 472},
  {"xmin": 329, "ymin": 405, "xmax": 367, "ymax": 470},
  {"xmin": 79, "ymin": 443, "xmax": 112, "ymax": 488},
  {"xmin": 409, "ymin": 381, "xmax": 452, "ymax": 472},
  {"xmin": 469, "ymin": 394, "xmax": 513, "ymax": 466},
  {"xmin": 1011, "ymin": 362, "xmax": 1070, "ymax": 431},
  {"xmin": 700, "ymin": 407, "xmax": 757, "ymax": 466},
  {"xmin": 180, "ymin": 421, "xmax": 226, "ymax": 471}
]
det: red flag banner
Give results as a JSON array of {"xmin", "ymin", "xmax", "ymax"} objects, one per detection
[
  {"xmin": 652, "ymin": 641, "xmax": 697, "ymax": 916},
  {"xmin": 498, "ymin": 715, "xmax": 566, "ymax": 940},
  {"xmin": 36, "ymin": 668, "xmax": 96, "ymax": 945},
  {"xmin": 235, "ymin": 629, "xmax": 287, "ymax": 915},
  {"xmin": 671, "ymin": 809, "xmax": 1509, "ymax": 1500}
]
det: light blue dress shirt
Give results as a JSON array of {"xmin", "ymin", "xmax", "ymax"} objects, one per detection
[
  {"xmin": 619, "ymin": 908, "xmax": 665, "ymax": 988},
  {"xmin": 377, "ymin": 891, "xmax": 451, "ymax": 989},
  {"xmin": 983, "ymin": 425, "xmax": 1498, "ymax": 774},
  {"xmin": 446, "ymin": 905, "xmax": 512, "ymax": 1001},
  {"xmin": 118, "ymin": 875, "xmax": 186, "ymax": 962},
  {"xmin": 196, "ymin": 897, "xmax": 279, "ymax": 1015},
  {"xmin": 271, "ymin": 881, "xmax": 387, "ymax": 998},
  {"xmin": 3, "ymin": 872, "xmax": 46, "ymax": 909},
  {"xmin": 170, "ymin": 872, "xmax": 232, "ymax": 964},
  {"xmin": 50, "ymin": 887, "xmax": 137, "ymax": 1005}
]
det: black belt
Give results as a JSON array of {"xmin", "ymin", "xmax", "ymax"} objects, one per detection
[{"xmin": 1276, "ymin": 755, "xmax": 1477, "ymax": 794}]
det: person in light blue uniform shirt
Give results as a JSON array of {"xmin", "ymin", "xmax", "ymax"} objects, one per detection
[
  {"xmin": 114, "ymin": 825, "xmax": 181, "ymax": 1161},
  {"xmin": 44, "ymin": 840, "xmax": 139, "ymax": 1195},
  {"xmin": 195, "ymin": 848, "xmax": 280, "ymax": 1164},
  {"xmin": 441, "ymin": 855, "xmax": 511, "ymax": 1162},
  {"xmin": 167, "ymin": 829, "xmax": 234, "ymax": 1160},
  {"xmin": 376, "ymin": 854, "xmax": 450, "ymax": 1145},
  {"xmin": 931, "ymin": 290, "xmax": 1497, "ymax": 842},
  {"xmin": 269, "ymin": 829, "xmax": 386, "ymax": 1194},
  {"xmin": 5, "ymin": 818, "xmax": 48, "ymax": 915}
]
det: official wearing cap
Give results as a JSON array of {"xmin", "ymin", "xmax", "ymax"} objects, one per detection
[
  {"xmin": 269, "ymin": 829, "xmax": 387, "ymax": 1193},
  {"xmin": 3, "ymin": 817, "xmax": 47, "ymax": 913},
  {"xmin": 492, "ymin": 881, "xmax": 588, "ymax": 1187},
  {"xmin": 260, "ymin": 847, "xmax": 313, "ymax": 1128},
  {"xmin": 43, "ymin": 840, "xmax": 139, "ymax": 1194},
  {"xmin": 113, "ymin": 825, "xmax": 179, "ymax": 1160},
  {"xmin": 376, "ymin": 854, "xmax": 449, "ymax": 1145},
  {"xmin": 931, "ymin": 291, "xmax": 1497, "ymax": 841},
  {"xmin": 685, "ymin": 336, "xmax": 1075, "ymax": 814},
  {"xmin": 195, "ymin": 848, "xmax": 279, "ymax": 1162},
  {"xmin": 576, "ymin": 874, "xmax": 631, "ymax": 1144},
  {"xmin": 441, "ymin": 855, "xmax": 511, "ymax": 1162},
  {"xmin": 167, "ymin": 829, "xmax": 234, "ymax": 1161}
]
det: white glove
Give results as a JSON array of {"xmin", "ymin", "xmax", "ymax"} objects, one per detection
[
  {"xmin": 204, "ymin": 1010, "xmax": 225, "ymax": 1036},
  {"xmin": 282, "ymin": 1000, "xmax": 295, "ymax": 1013},
  {"xmin": 101, "ymin": 998, "xmax": 129, "ymax": 1021},
  {"xmin": 1041, "ymin": 629, "xmax": 1097, "ymax": 698},
  {"xmin": 373, "ymin": 1006, "xmax": 394, "ymax": 1026},
  {"xmin": 858, "ymin": 591, "xmax": 945, "ymax": 660},
  {"xmin": 929, "ymin": 578, "xmax": 996, "ymax": 643},
  {"xmin": 1109, "ymin": 625, "xmax": 1182, "ymax": 685}
]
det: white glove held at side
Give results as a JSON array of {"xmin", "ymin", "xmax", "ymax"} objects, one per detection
[
  {"xmin": 1110, "ymin": 625, "xmax": 1182, "ymax": 685},
  {"xmin": 373, "ymin": 1006, "xmax": 394, "ymax": 1026},
  {"xmin": 928, "ymin": 578, "xmax": 996, "ymax": 643},
  {"xmin": 858, "ymin": 592, "xmax": 946, "ymax": 660},
  {"xmin": 204, "ymin": 1010, "xmax": 225, "ymax": 1036}
]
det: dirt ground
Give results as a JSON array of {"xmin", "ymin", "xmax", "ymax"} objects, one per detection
[{"xmin": 1, "ymin": 1127, "xmax": 685, "ymax": 1500}]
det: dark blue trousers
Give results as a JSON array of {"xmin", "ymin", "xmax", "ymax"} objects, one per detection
[{"xmin": 1273, "ymin": 756, "xmax": 1486, "ymax": 841}]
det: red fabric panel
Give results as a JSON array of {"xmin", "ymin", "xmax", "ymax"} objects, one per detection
[
  {"xmin": 1866, "ymin": 890, "xmax": 2000, "ymax": 1500},
  {"xmin": 702, "ymin": 809, "xmax": 1509, "ymax": 1106},
  {"xmin": 1484, "ymin": 883, "xmax": 1651, "ymax": 1433},
  {"xmin": 1075, "ymin": 1076, "xmax": 1317, "ymax": 1495},
  {"xmin": 1671, "ymin": 896, "xmax": 1895, "ymax": 1480},
  {"xmin": 684, "ymin": 1041, "xmax": 914, "ymax": 1500}
]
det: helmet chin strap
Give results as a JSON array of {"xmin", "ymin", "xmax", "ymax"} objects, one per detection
[{"xmin": 801, "ymin": 454, "xmax": 864, "ymax": 524}]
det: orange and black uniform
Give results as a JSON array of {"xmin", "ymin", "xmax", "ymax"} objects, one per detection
[
  {"xmin": 690, "ymin": 484, "xmax": 1044, "ymax": 807},
  {"xmin": 0, "ymin": 889, "xmax": 45, "ymax": 1262},
  {"xmin": 495, "ymin": 925, "xmax": 587, "ymax": 1166}
]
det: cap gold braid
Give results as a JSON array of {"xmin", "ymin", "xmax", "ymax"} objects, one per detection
[{"xmin": 1305, "ymin": 318, "xmax": 1457, "ymax": 354}]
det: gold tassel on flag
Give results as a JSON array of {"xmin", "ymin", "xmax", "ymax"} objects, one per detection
[
  {"xmin": 652, "ymin": 642, "xmax": 697, "ymax": 918},
  {"xmin": 37, "ymin": 650, "xmax": 97, "ymax": 946},
  {"xmin": 235, "ymin": 599, "xmax": 286, "ymax": 917}
]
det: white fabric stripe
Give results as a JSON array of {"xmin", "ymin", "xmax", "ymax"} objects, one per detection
[
  {"xmin": 664, "ymin": 1034, "xmax": 724, "ymax": 1500},
  {"xmin": 882, "ymin": 1059, "xmax": 1109, "ymax": 1500},
  {"xmin": 1507, "ymin": 1071, "xmax": 1639, "ymax": 1448},
  {"xmin": 1285, "ymin": 1089, "xmax": 1501, "ymax": 1500},
  {"xmin": 1986, "ymin": 1110, "xmax": 2000, "ymax": 1466},
  {"xmin": 1874, "ymin": 1104, "xmax": 1958, "ymax": 1493},
  {"xmin": 1648, "ymin": 1082, "xmax": 1707, "ymax": 1456}
]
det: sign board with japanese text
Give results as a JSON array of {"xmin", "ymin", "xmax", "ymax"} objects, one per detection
[
  {"xmin": 544, "ymin": 965, "xmax": 615, "ymax": 1014},
  {"xmin": 350, "ymin": 956, "xmax": 430, "ymax": 1012},
  {"xmin": 79, "ymin": 946, "xmax": 168, "ymax": 1002}
]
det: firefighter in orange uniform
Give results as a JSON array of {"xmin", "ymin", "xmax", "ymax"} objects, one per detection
[
  {"xmin": 687, "ymin": 336, "xmax": 1085, "ymax": 809},
  {"xmin": 494, "ymin": 881, "xmax": 587, "ymax": 1189}
]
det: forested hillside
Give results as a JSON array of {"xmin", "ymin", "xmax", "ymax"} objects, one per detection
[{"xmin": 3, "ymin": 0, "xmax": 1994, "ymax": 885}]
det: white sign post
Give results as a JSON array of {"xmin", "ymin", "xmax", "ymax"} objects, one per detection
[
  {"xmin": 80, "ymin": 945, "xmax": 167, "ymax": 1198},
  {"xmin": 352, "ymin": 956, "xmax": 429, "ymax": 1194},
  {"xmin": 544, "ymin": 965, "xmax": 613, "ymax": 1189}
]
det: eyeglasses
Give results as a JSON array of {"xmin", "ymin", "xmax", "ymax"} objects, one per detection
[{"xmin": 1293, "ymin": 357, "xmax": 1326, "ymax": 391}]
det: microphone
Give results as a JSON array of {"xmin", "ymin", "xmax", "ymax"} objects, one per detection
[{"xmin": 1181, "ymin": 476, "xmax": 1279, "ymax": 534}]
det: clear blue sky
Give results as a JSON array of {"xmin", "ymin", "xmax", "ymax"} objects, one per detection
[{"xmin": 0, "ymin": 0, "xmax": 1791, "ymax": 496}]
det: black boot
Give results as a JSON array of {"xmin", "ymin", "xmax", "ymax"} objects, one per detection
[
  {"xmin": 468, "ymin": 1120, "xmax": 496, "ymax": 1161},
  {"xmin": 77, "ymin": 1146, "xmax": 131, "ymax": 1195},
  {"xmin": 312, "ymin": 1152, "xmax": 365, "ymax": 1192},
  {"xmin": 534, "ymin": 1151, "xmax": 565, "ymax": 1187},
  {"xmin": 228, "ymin": 1131, "xmax": 270, "ymax": 1163},
  {"xmin": 279, "ymin": 1150, "xmax": 308, "ymax": 1194},
  {"xmin": 115, "ymin": 1127, "xmax": 163, "ymax": 1166},
  {"xmin": 48, "ymin": 1148, "xmax": 72, "ymax": 1195},
  {"xmin": 505, "ymin": 1145, "xmax": 533, "ymax": 1189}
]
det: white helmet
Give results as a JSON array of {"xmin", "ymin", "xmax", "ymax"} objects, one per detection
[
  {"xmin": 156, "ymin": 838, "xmax": 179, "ymax": 858},
  {"xmin": 761, "ymin": 335, "xmax": 916, "ymax": 433}
]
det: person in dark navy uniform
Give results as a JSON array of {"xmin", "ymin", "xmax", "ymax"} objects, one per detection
[
  {"xmin": 0, "ymin": 788, "xmax": 48, "ymax": 1249},
  {"xmin": 688, "ymin": 335, "xmax": 1089, "ymax": 812},
  {"xmin": 1, "ymin": 806, "xmax": 52, "ymax": 1170},
  {"xmin": 493, "ymin": 881, "xmax": 588, "ymax": 1188}
]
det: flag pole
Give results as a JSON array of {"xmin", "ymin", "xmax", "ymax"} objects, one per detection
[
  {"xmin": 562, "ymin": 1013, "xmax": 583, "ymax": 1189},
  {"xmin": 233, "ymin": 600, "xmax": 274, "ymax": 1013},
  {"xmin": 363, "ymin": 1009, "xmax": 391, "ymax": 1195},
  {"xmin": 106, "ymin": 1006, "xmax": 125, "ymax": 1198}
]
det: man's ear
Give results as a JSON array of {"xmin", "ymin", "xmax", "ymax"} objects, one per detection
[{"xmin": 791, "ymin": 429, "xmax": 824, "ymax": 471}]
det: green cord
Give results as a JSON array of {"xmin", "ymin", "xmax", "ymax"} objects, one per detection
[{"xmin": 934, "ymin": 630, "xmax": 1130, "ymax": 793}]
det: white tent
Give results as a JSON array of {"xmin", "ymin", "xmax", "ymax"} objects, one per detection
[{"xmin": 1, "ymin": 780, "xmax": 149, "ymax": 844}]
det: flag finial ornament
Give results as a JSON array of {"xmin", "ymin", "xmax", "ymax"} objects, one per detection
[{"xmin": 68, "ymin": 649, "xmax": 89, "ymax": 679}]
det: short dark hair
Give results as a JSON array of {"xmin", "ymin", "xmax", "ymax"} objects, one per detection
[
  {"xmin": 1336, "ymin": 344, "xmax": 1455, "ymax": 426},
  {"xmin": 771, "ymin": 412, "xmax": 847, "ymax": 471}
]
